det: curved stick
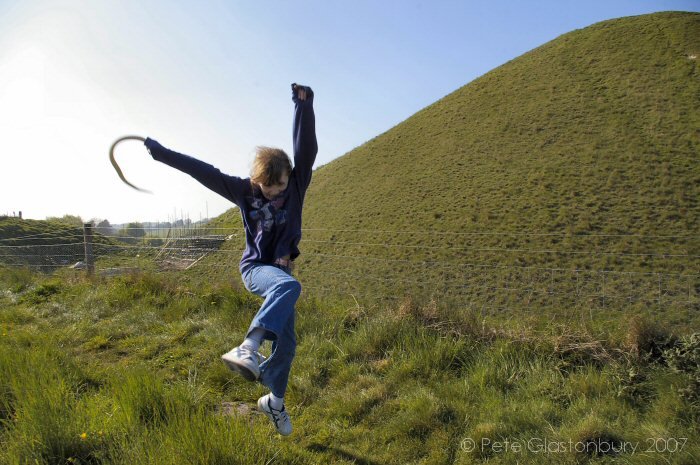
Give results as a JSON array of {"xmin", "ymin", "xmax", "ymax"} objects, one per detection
[{"xmin": 109, "ymin": 135, "xmax": 152, "ymax": 193}]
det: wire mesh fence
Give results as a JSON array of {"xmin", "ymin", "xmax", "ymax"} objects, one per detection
[{"xmin": 1, "ymin": 222, "xmax": 697, "ymax": 328}]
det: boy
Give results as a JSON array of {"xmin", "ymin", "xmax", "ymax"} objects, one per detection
[{"xmin": 144, "ymin": 83, "xmax": 317, "ymax": 435}]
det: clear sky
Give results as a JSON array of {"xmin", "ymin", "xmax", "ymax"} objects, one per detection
[{"xmin": 1, "ymin": 0, "xmax": 698, "ymax": 225}]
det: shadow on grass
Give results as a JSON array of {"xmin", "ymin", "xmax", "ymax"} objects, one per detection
[{"xmin": 306, "ymin": 442, "xmax": 384, "ymax": 465}]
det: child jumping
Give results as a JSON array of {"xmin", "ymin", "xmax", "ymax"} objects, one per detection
[{"xmin": 144, "ymin": 83, "xmax": 317, "ymax": 435}]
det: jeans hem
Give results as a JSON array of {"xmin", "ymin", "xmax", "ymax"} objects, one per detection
[{"xmin": 246, "ymin": 323, "xmax": 278, "ymax": 342}]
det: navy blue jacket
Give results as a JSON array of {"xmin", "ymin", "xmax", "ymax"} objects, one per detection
[{"xmin": 145, "ymin": 85, "xmax": 317, "ymax": 273}]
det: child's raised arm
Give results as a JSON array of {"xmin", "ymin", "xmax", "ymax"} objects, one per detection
[{"xmin": 291, "ymin": 83, "xmax": 318, "ymax": 192}]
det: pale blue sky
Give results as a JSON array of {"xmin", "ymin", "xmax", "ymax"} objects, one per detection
[{"xmin": 1, "ymin": 0, "xmax": 697, "ymax": 224}]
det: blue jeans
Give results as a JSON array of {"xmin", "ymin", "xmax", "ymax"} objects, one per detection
[{"xmin": 241, "ymin": 263, "xmax": 301, "ymax": 397}]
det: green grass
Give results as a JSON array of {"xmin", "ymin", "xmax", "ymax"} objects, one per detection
[{"xmin": 1, "ymin": 266, "xmax": 698, "ymax": 464}]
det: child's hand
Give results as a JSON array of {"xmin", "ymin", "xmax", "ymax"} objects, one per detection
[{"xmin": 291, "ymin": 83, "xmax": 312, "ymax": 101}]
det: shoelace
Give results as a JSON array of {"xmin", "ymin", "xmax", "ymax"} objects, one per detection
[{"xmin": 266, "ymin": 398, "xmax": 290, "ymax": 429}]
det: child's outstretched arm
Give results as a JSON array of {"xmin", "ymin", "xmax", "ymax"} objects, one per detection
[
  {"xmin": 291, "ymin": 83, "xmax": 318, "ymax": 192},
  {"xmin": 144, "ymin": 138, "xmax": 249, "ymax": 207}
]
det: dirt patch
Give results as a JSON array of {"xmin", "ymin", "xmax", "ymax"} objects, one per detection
[{"xmin": 217, "ymin": 401, "xmax": 262, "ymax": 417}]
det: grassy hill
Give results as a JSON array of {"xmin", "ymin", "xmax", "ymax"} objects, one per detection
[
  {"xmin": 0, "ymin": 217, "xmax": 86, "ymax": 243},
  {"xmin": 0, "ymin": 217, "xmax": 120, "ymax": 270},
  {"xmin": 201, "ymin": 12, "xmax": 700, "ymax": 331},
  {"xmin": 203, "ymin": 12, "xmax": 700, "ymax": 333},
  {"xmin": 192, "ymin": 13, "xmax": 699, "ymax": 333},
  {"xmin": 284, "ymin": 11, "xmax": 699, "ymax": 332},
  {"xmin": 304, "ymin": 11, "xmax": 699, "ymax": 238}
]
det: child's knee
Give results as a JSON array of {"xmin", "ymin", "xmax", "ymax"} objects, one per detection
[{"xmin": 280, "ymin": 278, "xmax": 302, "ymax": 298}]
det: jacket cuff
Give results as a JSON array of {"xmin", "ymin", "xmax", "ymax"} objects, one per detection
[{"xmin": 144, "ymin": 137, "xmax": 160, "ymax": 159}]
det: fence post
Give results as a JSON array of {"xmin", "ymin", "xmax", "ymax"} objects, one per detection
[{"xmin": 83, "ymin": 222, "xmax": 95, "ymax": 276}]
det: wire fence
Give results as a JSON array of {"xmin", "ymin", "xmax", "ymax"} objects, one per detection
[{"xmin": 1, "ymin": 223, "xmax": 698, "ymax": 326}]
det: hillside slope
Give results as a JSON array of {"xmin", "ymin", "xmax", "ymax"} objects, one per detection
[
  {"xmin": 304, "ymin": 12, "xmax": 699, "ymax": 240},
  {"xmin": 210, "ymin": 12, "xmax": 700, "ymax": 330}
]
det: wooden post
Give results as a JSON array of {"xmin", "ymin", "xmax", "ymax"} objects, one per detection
[{"xmin": 83, "ymin": 222, "xmax": 95, "ymax": 276}]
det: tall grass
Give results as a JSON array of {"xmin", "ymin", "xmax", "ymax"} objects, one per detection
[{"xmin": 2, "ymin": 266, "xmax": 698, "ymax": 464}]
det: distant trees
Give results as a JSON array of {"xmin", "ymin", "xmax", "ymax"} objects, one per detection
[
  {"xmin": 118, "ymin": 222, "xmax": 146, "ymax": 244},
  {"xmin": 46, "ymin": 215, "xmax": 83, "ymax": 227},
  {"xmin": 95, "ymin": 219, "xmax": 114, "ymax": 236}
]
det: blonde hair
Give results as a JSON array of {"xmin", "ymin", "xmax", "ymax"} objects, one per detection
[{"xmin": 250, "ymin": 146, "xmax": 292, "ymax": 186}]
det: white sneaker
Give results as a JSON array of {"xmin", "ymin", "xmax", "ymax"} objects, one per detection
[
  {"xmin": 221, "ymin": 345, "xmax": 265, "ymax": 381},
  {"xmin": 257, "ymin": 394, "xmax": 292, "ymax": 436}
]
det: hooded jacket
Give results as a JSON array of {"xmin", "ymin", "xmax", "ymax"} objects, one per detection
[{"xmin": 145, "ymin": 84, "xmax": 317, "ymax": 273}]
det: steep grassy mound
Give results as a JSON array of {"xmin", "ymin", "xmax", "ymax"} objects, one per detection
[
  {"xmin": 200, "ymin": 13, "xmax": 699, "ymax": 331},
  {"xmin": 306, "ymin": 12, "xmax": 699, "ymax": 237},
  {"xmin": 288, "ymin": 12, "xmax": 699, "ymax": 330}
]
